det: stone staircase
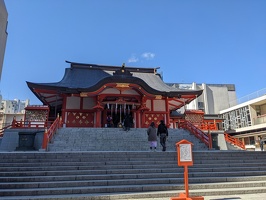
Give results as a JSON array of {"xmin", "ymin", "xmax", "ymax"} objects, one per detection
[
  {"xmin": 1, "ymin": 151, "xmax": 266, "ymax": 199},
  {"xmin": 48, "ymin": 128, "xmax": 208, "ymax": 151}
]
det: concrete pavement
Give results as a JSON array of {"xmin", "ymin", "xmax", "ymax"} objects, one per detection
[
  {"xmin": 121, "ymin": 193, "xmax": 266, "ymax": 200},
  {"xmin": 203, "ymin": 193, "xmax": 266, "ymax": 200}
]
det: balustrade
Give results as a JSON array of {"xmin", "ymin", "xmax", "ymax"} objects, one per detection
[{"xmin": 253, "ymin": 114, "xmax": 266, "ymax": 125}]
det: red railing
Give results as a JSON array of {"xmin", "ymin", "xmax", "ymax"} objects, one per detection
[
  {"xmin": 199, "ymin": 123, "xmax": 217, "ymax": 131},
  {"xmin": 1, "ymin": 116, "xmax": 62, "ymax": 150},
  {"xmin": 224, "ymin": 133, "xmax": 246, "ymax": 150},
  {"xmin": 0, "ymin": 124, "xmax": 12, "ymax": 137},
  {"xmin": 176, "ymin": 119, "xmax": 218, "ymax": 131},
  {"xmin": 0, "ymin": 120, "xmax": 54, "ymax": 138},
  {"xmin": 179, "ymin": 120, "xmax": 246, "ymax": 150},
  {"xmin": 179, "ymin": 120, "xmax": 211, "ymax": 149},
  {"xmin": 11, "ymin": 120, "xmax": 53, "ymax": 129},
  {"xmin": 41, "ymin": 116, "xmax": 62, "ymax": 151}
]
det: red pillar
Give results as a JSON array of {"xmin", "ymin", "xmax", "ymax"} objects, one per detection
[
  {"xmin": 61, "ymin": 95, "xmax": 67, "ymax": 127},
  {"xmin": 141, "ymin": 111, "xmax": 145, "ymax": 128},
  {"xmin": 165, "ymin": 97, "xmax": 170, "ymax": 127},
  {"xmin": 96, "ymin": 109, "xmax": 102, "ymax": 127},
  {"xmin": 93, "ymin": 95, "xmax": 104, "ymax": 128},
  {"xmin": 173, "ymin": 120, "xmax": 176, "ymax": 129},
  {"xmin": 135, "ymin": 110, "xmax": 139, "ymax": 128}
]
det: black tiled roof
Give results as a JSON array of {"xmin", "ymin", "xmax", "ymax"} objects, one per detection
[
  {"xmin": 27, "ymin": 62, "xmax": 203, "ymax": 106},
  {"xmin": 28, "ymin": 62, "xmax": 202, "ymax": 95}
]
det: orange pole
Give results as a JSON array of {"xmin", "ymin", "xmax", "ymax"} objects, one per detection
[
  {"xmin": 208, "ymin": 130, "xmax": 212, "ymax": 150},
  {"xmin": 42, "ymin": 131, "xmax": 48, "ymax": 150},
  {"xmin": 184, "ymin": 165, "xmax": 189, "ymax": 198}
]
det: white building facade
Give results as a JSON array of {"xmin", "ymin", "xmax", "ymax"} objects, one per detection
[
  {"xmin": 0, "ymin": 99, "xmax": 30, "ymax": 129},
  {"xmin": 0, "ymin": 0, "xmax": 8, "ymax": 80},
  {"xmin": 167, "ymin": 82, "xmax": 237, "ymax": 114},
  {"xmin": 219, "ymin": 88, "xmax": 266, "ymax": 150}
]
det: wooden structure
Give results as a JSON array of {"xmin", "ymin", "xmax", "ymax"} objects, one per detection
[
  {"xmin": 9, "ymin": 105, "xmax": 50, "ymax": 129},
  {"xmin": 171, "ymin": 140, "xmax": 204, "ymax": 200},
  {"xmin": 27, "ymin": 61, "xmax": 203, "ymax": 128},
  {"xmin": 24, "ymin": 105, "xmax": 49, "ymax": 122}
]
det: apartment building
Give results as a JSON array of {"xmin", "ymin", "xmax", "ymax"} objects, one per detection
[
  {"xmin": 0, "ymin": 99, "xmax": 30, "ymax": 129},
  {"xmin": 220, "ymin": 88, "xmax": 266, "ymax": 150}
]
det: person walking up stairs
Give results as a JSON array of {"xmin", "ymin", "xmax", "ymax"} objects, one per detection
[
  {"xmin": 157, "ymin": 120, "xmax": 168, "ymax": 151},
  {"xmin": 147, "ymin": 122, "xmax": 157, "ymax": 151}
]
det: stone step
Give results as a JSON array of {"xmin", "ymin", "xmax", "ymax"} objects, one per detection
[
  {"xmin": 1, "ymin": 151, "xmax": 266, "ymax": 161},
  {"xmin": 1, "ymin": 190, "xmax": 266, "ymax": 200},
  {"xmin": 1, "ymin": 151, "xmax": 266, "ymax": 199},
  {"xmin": 1, "ymin": 162, "xmax": 266, "ymax": 173},
  {"xmin": 2, "ymin": 173, "xmax": 266, "ymax": 186},
  {"xmin": 2, "ymin": 163, "xmax": 266, "ymax": 173},
  {"xmin": 2, "ymin": 169, "xmax": 266, "ymax": 179},
  {"xmin": 1, "ymin": 160, "xmax": 266, "ymax": 172},
  {"xmin": 48, "ymin": 128, "xmax": 208, "ymax": 151},
  {"xmin": 2, "ymin": 175, "xmax": 266, "ymax": 189},
  {"xmin": 1, "ymin": 180, "xmax": 266, "ymax": 198},
  {"xmin": 2, "ymin": 189, "xmax": 266, "ymax": 200},
  {"xmin": 1, "ymin": 157, "xmax": 266, "ymax": 166}
]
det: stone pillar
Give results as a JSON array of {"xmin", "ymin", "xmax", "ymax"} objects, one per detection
[{"xmin": 202, "ymin": 83, "xmax": 209, "ymax": 114}]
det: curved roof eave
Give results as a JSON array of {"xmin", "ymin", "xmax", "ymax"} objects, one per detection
[
  {"xmin": 27, "ymin": 75, "xmax": 203, "ymax": 98},
  {"xmin": 27, "ymin": 64, "xmax": 203, "ymax": 107}
]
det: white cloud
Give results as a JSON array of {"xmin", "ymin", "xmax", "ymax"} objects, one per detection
[
  {"xmin": 128, "ymin": 54, "xmax": 139, "ymax": 63},
  {"xmin": 128, "ymin": 52, "xmax": 155, "ymax": 63},
  {"xmin": 141, "ymin": 52, "xmax": 155, "ymax": 60}
]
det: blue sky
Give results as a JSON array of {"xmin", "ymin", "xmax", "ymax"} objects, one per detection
[{"xmin": 1, "ymin": 0, "xmax": 266, "ymax": 105}]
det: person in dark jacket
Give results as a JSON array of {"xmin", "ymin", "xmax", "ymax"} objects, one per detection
[
  {"xmin": 157, "ymin": 120, "xmax": 168, "ymax": 151},
  {"xmin": 124, "ymin": 114, "xmax": 133, "ymax": 131},
  {"xmin": 106, "ymin": 115, "xmax": 112, "ymax": 127},
  {"xmin": 259, "ymin": 136, "xmax": 265, "ymax": 151},
  {"xmin": 147, "ymin": 122, "xmax": 157, "ymax": 151}
]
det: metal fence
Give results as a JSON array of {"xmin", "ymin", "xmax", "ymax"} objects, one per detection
[{"xmin": 229, "ymin": 88, "xmax": 266, "ymax": 107}]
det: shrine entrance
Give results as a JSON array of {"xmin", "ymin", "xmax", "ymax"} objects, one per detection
[
  {"xmin": 100, "ymin": 91, "xmax": 140, "ymax": 128},
  {"xmin": 103, "ymin": 103, "xmax": 135, "ymax": 128}
]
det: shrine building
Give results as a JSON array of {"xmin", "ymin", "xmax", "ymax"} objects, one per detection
[{"xmin": 27, "ymin": 61, "xmax": 203, "ymax": 128}]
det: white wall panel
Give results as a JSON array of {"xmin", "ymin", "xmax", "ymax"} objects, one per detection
[
  {"xmin": 83, "ymin": 97, "xmax": 96, "ymax": 109},
  {"xmin": 153, "ymin": 100, "xmax": 166, "ymax": 111},
  {"xmin": 66, "ymin": 96, "xmax": 80, "ymax": 109}
]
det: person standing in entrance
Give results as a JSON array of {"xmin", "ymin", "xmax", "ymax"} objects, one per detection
[
  {"xmin": 259, "ymin": 136, "xmax": 264, "ymax": 151},
  {"xmin": 157, "ymin": 120, "xmax": 168, "ymax": 151},
  {"xmin": 124, "ymin": 114, "xmax": 132, "ymax": 131},
  {"xmin": 147, "ymin": 122, "xmax": 157, "ymax": 151},
  {"xmin": 106, "ymin": 115, "xmax": 112, "ymax": 127}
]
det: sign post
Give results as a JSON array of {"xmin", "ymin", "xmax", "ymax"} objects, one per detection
[{"xmin": 170, "ymin": 139, "xmax": 204, "ymax": 200}]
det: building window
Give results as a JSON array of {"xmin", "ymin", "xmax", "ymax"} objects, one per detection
[
  {"xmin": 198, "ymin": 102, "xmax": 205, "ymax": 111},
  {"xmin": 222, "ymin": 105, "xmax": 251, "ymax": 131}
]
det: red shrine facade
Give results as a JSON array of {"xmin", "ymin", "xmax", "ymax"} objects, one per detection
[{"xmin": 27, "ymin": 61, "xmax": 203, "ymax": 128}]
